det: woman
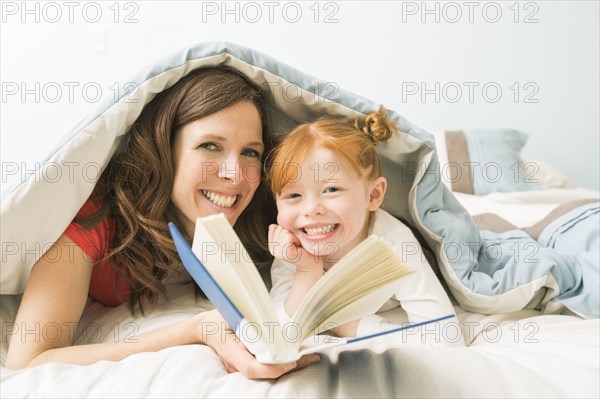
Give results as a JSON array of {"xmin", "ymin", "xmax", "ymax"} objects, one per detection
[{"xmin": 5, "ymin": 67, "xmax": 319, "ymax": 378}]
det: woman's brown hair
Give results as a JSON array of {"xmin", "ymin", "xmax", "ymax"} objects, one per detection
[{"xmin": 78, "ymin": 67, "xmax": 275, "ymax": 314}]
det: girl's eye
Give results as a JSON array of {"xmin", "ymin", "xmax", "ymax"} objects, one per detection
[
  {"xmin": 242, "ymin": 148, "xmax": 262, "ymax": 158},
  {"xmin": 283, "ymin": 193, "xmax": 301, "ymax": 199},
  {"xmin": 199, "ymin": 142, "xmax": 219, "ymax": 151},
  {"xmin": 324, "ymin": 187, "xmax": 339, "ymax": 193}
]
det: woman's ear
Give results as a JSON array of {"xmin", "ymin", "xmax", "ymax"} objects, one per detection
[{"xmin": 367, "ymin": 176, "xmax": 387, "ymax": 211}]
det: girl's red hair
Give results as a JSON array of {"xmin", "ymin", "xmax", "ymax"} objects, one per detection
[{"xmin": 268, "ymin": 108, "xmax": 396, "ymax": 195}]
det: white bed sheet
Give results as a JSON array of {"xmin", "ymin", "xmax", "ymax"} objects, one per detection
[{"xmin": 1, "ymin": 187, "xmax": 599, "ymax": 398}]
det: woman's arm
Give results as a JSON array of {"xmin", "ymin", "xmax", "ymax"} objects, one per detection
[
  {"xmin": 6, "ymin": 233, "xmax": 95, "ymax": 368},
  {"xmin": 6, "ymin": 233, "xmax": 208, "ymax": 367},
  {"xmin": 6, "ymin": 234, "xmax": 318, "ymax": 377}
]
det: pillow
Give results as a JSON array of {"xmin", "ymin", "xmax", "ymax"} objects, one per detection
[
  {"xmin": 523, "ymin": 159, "xmax": 577, "ymax": 189},
  {"xmin": 431, "ymin": 129, "xmax": 541, "ymax": 195}
]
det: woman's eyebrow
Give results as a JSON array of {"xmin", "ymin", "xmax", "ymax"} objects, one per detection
[
  {"xmin": 201, "ymin": 134, "xmax": 264, "ymax": 149},
  {"xmin": 246, "ymin": 141, "xmax": 265, "ymax": 149},
  {"xmin": 201, "ymin": 134, "xmax": 226, "ymax": 142}
]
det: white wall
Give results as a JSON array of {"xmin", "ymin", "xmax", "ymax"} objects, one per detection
[{"xmin": 1, "ymin": 1, "xmax": 598, "ymax": 190}]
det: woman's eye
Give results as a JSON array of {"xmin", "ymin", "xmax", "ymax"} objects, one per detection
[
  {"xmin": 199, "ymin": 142, "xmax": 219, "ymax": 151},
  {"xmin": 242, "ymin": 148, "xmax": 262, "ymax": 158}
]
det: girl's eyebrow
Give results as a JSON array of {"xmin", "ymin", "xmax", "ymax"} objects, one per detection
[{"xmin": 323, "ymin": 175, "xmax": 341, "ymax": 182}]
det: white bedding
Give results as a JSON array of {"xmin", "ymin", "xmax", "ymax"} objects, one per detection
[
  {"xmin": 453, "ymin": 187, "xmax": 600, "ymax": 228},
  {"xmin": 2, "ymin": 188, "xmax": 599, "ymax": 398}
]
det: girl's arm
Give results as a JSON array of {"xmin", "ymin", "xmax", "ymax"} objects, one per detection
[
  {"xmin": 355, "ymin": 227, "xmax": 463, "ymax": 347},
  {"xmin": 6, "ymin": 234, "xmax": 318, "ymax": 377},
  {"xmin": 268, "ymin": 224, "xmax": 324, "ymax": 318},
  {"xmin": 283, "ymin": 267, "xmax": 323, "ymax": 317},
  {"xmin": 270, "ymin": 238, "xmax": 357, "ymax": 336}
]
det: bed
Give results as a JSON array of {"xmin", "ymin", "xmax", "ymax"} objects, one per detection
[{"xmin": 1, "ymin": 42, "xmax": 598, "ymax": 398}]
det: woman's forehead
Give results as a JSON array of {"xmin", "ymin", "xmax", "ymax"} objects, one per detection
[{"xmin": 178, "ymin": 102, "xmax": 263, "ymax": 145}]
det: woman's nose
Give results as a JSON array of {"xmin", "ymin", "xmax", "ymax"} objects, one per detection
[{"xmin": 217, "ymin": 155, "xmax": 241, "ymax": 184}]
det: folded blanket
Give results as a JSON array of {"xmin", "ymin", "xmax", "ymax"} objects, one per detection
[
  {"xmin": 469, "ymin": 200, "xmax": 599, "ymax": 317},
  {"xmin": 1, "ymin": 41, "xmax": 598, "ymax": 318}
]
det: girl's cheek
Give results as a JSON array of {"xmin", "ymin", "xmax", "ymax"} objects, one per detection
[{"xmin": 276, "ymin": 206, "xmax": 293, "ymax": 229}]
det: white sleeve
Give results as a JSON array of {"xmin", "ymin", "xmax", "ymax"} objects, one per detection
[
  {"xmin": 356, "ymin": 314, "xmax": 400, "ymax": 337},
  {"xmin": 390, "ymin": 228, "xmax": 455, "ymax": 322},
  {"xmin": 269, "ymin": 258, "xmax": 295, "ymax": 325},
  {"xmin": 393, "ymin": 228, "xmax": 462, "ymax": 347},
  {"xmin": 361, "ymin": 226, "xmax": 464, "ymax": 348}
]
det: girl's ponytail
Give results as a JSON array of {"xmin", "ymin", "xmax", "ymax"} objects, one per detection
[{"xmin": 355, "ymin": 107, "xmax": 396, "ymax": 145}]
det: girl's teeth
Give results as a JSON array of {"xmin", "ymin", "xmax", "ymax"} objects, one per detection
[
  {"xmin": 202, "ymin": 190, "xmax": 236, "ymax": 208},
  {"xmin": 304, "ymin": 224, "xmax": 336, "ymax": 236}
]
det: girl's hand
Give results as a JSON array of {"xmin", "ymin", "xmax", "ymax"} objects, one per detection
[
  {"xmin": 197, "ymin": 310, "xmax": 320, "ymax": 379},
  {"xmin": 268, "ymin": 224, "xmax": 323, "ymax": 273}
]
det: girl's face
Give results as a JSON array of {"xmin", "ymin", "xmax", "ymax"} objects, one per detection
[
  {"xmin": 275, "ymin": 145, "xmax": 386, "ymax": 265},
  {"xmin": 171, "ymin": 102, "xmax": 264, "ymax": 234}
]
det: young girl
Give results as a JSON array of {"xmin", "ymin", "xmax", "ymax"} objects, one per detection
[{"xmin": 267, "ymin": 109, "xmax": 463, "ymax": 346}]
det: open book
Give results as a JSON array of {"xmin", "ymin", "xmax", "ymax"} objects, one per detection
[{"xmin": 169, "ymin": 214, "xmax": 454, "ymax": 364}]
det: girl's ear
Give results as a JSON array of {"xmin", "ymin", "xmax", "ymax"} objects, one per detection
[{"xmin": 367, "ymin": 176, "xmax": 387, "ymax": 211}]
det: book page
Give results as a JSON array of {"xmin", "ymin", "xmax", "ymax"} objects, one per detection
[
  {"xmin": 293, "ymin": 235, "xmax": 412, "ymax": 341},
  {"xmin": 192, "ymin": 214, "xmax": 286, "ymax": 357},
  {"xmin": 308, "ymin": 280, "xmax": 403, "ymax": 335}
]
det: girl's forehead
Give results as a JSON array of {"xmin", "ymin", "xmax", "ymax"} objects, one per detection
[
  {"xmin": 298, "ymin": 147, "xmax": 364, "ymax": 182},
  {"xmin": 301, "ymin": 145, "xmax": 337, "ymax": 160},
  {"xmin": 300, "ymin": 145, "xmax": 352, "ymax": 167}
]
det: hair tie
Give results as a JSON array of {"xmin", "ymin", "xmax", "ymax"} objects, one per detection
[{"xmin": 363, "ymin": 123, "xmax": 376, "ymax": 144}]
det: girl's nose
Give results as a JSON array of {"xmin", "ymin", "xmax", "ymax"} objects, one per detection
[{"xmin": 304, "ymin": 196, "xmax": 325, "ymax": 216}]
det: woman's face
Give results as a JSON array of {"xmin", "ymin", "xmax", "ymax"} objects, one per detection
[{"xmin": 171, "ymin": 101, "xmax": 264, "ymax": 233}]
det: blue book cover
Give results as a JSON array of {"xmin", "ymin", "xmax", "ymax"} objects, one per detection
[{"xmin": 169, "ymin": 221, "xmax": 244, "ymax": 330}]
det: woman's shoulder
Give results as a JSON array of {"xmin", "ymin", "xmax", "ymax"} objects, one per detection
[
  {"xmin": 64, "ymin": 188, "xmax": 114, "ymax": 262},
  {"xmin": 74, "ymin": 192, "xmax": 105, "ymax": 218},
  {"xmin": 64, "ymin": 189, "xmax": 130, "ymax": 306}
]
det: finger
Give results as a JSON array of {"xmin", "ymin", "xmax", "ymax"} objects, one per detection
[
  {"xmin": 268, "ymin": 224, "xmax": 277, "ymax": 242},
  {"xmin": 284, "ymin": 230, "xmax": 301, "ymax": 246},
  {"xmin": 269, "ymin": 225, "xmax": 284, "ymax": 243},
  {"xmin": 290, "ymin": 354, "xmax": 321, "ymax": 372},
  {"xmin": 257, "ymin": 354, "xmax": 320, "ymax": 379},
  {"xmin": 244, "ymin": 360, "xmax": 299, "ymax": 380},
  {"xmin": 228, "ymin": 345, "xmax": 297, "ymax": 379},
  {"xmin": 269, "ymin": 227, "xmax": 287, "ymax": 258}
]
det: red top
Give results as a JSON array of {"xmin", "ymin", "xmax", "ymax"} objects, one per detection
[{"xmin": 64, "ymin": 194, "xmax": 131, "ymax": 306}]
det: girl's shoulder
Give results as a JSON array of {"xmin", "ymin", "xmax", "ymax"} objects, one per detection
[
  {"xmin": 371, "ymin": 209, "xmax": 413, "ymax": 237},
  {"xmin": 371, "ymin": 209, "xmax": 423, "ymax": 251}
]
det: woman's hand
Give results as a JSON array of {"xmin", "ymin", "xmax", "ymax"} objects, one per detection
[
  {"xmin": 268, "ymin": 224, "xmax": 324, "ymax": 273},
  {"xmin": 195, "ymin": 310, "xmax": 320, "ymax": 379}
]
